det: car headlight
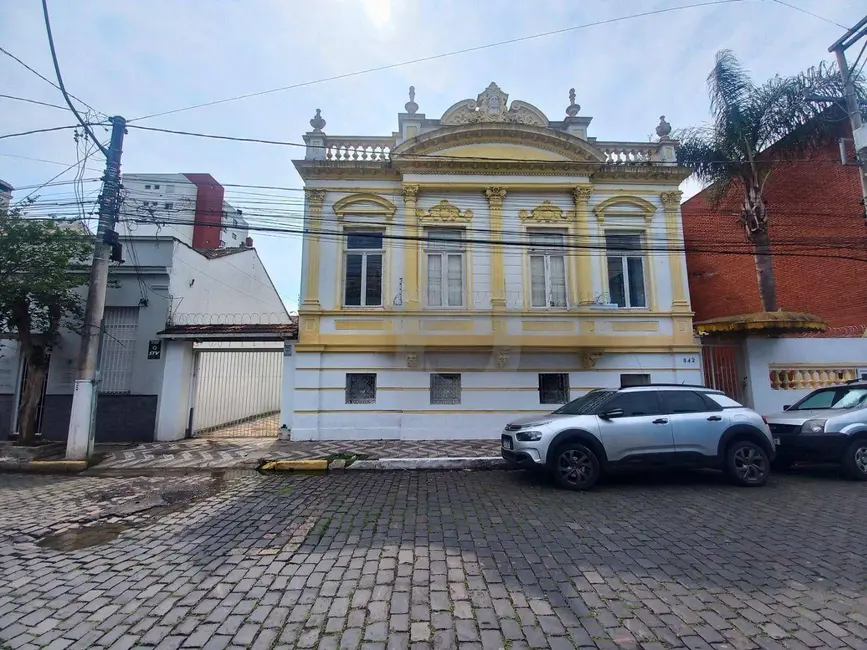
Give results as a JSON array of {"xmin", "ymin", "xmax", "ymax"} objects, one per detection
[
  {"xmin": 517, "ymin": 420, "xmax": 551, "ymax": 429},
  {"xmin": 516, "ymin": 431, "xmax": 543, "ymax": 442},
  {"xmin": 801, "ymin": 419, "xmax": 827, "ymax": 434}
]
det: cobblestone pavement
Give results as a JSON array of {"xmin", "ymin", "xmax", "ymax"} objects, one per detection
[
  {"xmin": 95, "ymin": 439, "xmax": 502, "ymax": 469},
  {"xmin": 195, "ymin": 414, "xmax": 281, "ymax": 440},
  {"xmin": 2, "ymin": 469, "xmax": 867, "ymax": 649}
]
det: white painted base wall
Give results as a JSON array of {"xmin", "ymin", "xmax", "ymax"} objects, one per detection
[
  {"xmin": 280, "ymin": 345, "xmax": 296, "ymax": 435},
  {"xmin": 292, "ymin": 350, "xmax": 701, "ymax": 440},
  {"xmin": 743, "ymin": 337, "xmax": 867, "ymax": 414}
]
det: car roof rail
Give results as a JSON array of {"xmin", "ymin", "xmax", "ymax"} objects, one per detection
[
  {"xmin": 620, "ymin": 383, "xmax": 716, "ymax": 390},
  {"xmin": 844, "ymin": 378, "xmax": 867, "ymax": 385}
]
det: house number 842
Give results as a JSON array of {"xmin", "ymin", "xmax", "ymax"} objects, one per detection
[{"xmin": 682, "ymin": 357, "xmax": 697, "ymax": 364}]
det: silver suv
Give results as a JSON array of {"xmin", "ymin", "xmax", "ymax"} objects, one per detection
[
  {"xmin": 501, "ymin": 384, "xmax": 774, "ymax": 490},
  {"xmin": 764, "ymin": 380, "xmax": 867, "ymax": 479}
]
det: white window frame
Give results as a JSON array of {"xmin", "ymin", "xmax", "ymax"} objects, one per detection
[
  {"xmin": 99, "ymin": 307, "xmax": 139, "ymax": 394},
  {"xmin": 424, "ymin": 228, "xmax": 465, "ymax": 308},
  {"xmin": 605, "ymin": 232, "xmax": 647, "ymax": 309},
  {"xmin": 528, "ymin": 230, "xmax": 568, "ymax": 309},
  {"xmin": 343, "ymin": 230, "xmax": 384, "ymax": 308}
]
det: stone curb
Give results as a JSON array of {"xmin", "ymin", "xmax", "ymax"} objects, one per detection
[
  {"xmin": 0, "ymin": 460, "xmax": 89, "ymax": 473},
  {"xmin": 344, "ymin": 456, "xmax": 508, "ymax": 471},
  {"xmin": 259, "ymin": 459, "xmax": 329, "ymax": 472}
]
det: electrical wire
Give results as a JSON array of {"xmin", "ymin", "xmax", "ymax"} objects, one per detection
[
  {"xmin": 0, "ymin": 94, "xmax": 68, "ymax": 111},
  {"xmin": 40, "ymin": 0, "xmax": 109, "ymax": 157},
  {"xmin": 128, "ymin": 0, "xmax": 746, "ymax": 122},
  {"xmin": 769, "ymin": 0, "xmax": 849, "ymax": 29},
  {"xmin": 0, "ymin": 46, "xmax": 102, "ymax": 117},
  {"xmin": 0, "ymin": 124, "xmax": 88, "ymax": 141}
]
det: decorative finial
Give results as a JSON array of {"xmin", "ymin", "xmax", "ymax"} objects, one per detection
[
  {"xmin": 566, "ymin": 88, "xmax": 580, "ymax": 117},
  {"xmin": 656, "ymin": 115, "xmax": 672, "ymax": 140},
  {"xmin": 309, "ymin": 108, "xmax": 326, "ymax": 132},
  {"xmin": 405, "ymin": 86, "xmax": 418, "ymax": 115}
]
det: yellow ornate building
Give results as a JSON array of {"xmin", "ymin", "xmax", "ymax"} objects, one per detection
[{"xmin": 292, "ymin": 83, "xmax": 699, "ymax": 440}]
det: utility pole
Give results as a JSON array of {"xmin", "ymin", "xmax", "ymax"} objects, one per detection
[
  {"xmin": 829, "ymin": 16, "xmax": 867, "ymax": 219},
  {"xmin": 66, "ymin": 115, "xmax": 126, "ymax": 460}
]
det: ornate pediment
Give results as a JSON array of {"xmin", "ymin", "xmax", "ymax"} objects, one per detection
[
  {"xmin": 519, "ymin": 200, "xmax": 571, "ymax": 223},
  {"xmin": 332, "ymin": 193, "xmax": 396, "ymax": 220},
  {"xmin": 418, "ymin": 199, "xmax": 473, "ymax": 223},
  {"xmin": 440, "ymin": 83, "xmax": 548, "ymax": 127}
]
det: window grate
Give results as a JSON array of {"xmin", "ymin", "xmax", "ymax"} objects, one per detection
[
  {"xmin": 539, "ymin": 373, "xmax": 570, "ymax": 404},
  {"xmin": 346, "ymin": 373, "xmax": 377, "ymax": 404},
  {"xmin": 99, "ymin": 307, "xmax": 139, "ymax": 393},
  {"xmin": 430, "ymin": 373, "xmax": 461, "ymax": 405}
]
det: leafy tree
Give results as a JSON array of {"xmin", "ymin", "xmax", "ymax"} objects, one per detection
[
  {"xmin": 0, "ymin": 206, "xmax": 93, "ymax": 445},
  {"xmin": 677, "ymin": 50, "xmax": 865, "ymax": 312}
]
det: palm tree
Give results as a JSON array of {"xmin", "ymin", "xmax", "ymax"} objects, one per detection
[{"xmin": 678, "ymin": 50, "xmax": 865, "ymax": 312}]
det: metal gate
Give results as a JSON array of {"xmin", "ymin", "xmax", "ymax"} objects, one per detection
[
  {"xmin": 190, "ymin": 343, "xmax": 283, "ymax": 438},
  {"xmin": 701, "ymin": 343, "xmax": 745, "ymax": 404}
]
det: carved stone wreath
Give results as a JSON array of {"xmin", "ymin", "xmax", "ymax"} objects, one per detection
[{"xmin": 441, "ymin": 82, "xmax": 548, "ymax": 127}]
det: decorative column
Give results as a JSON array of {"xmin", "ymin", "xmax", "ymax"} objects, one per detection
[
  {"xmin": 660, "ymin": 190, "xmax": 689, "ymax": 309},
  {"xmin": 485, "ymin": 187, "xmax": 507, "ymax": 309},
  {"xmin": 301, "ymin": 189, "xmax": 326, "ymax": 309},
  {"xmin": 572, "ymin": 184, "xmax": 594, "ymax": 305},
  {"xmin": 402, "ymin": 184, "xmax": 420, "ymax": 309}
]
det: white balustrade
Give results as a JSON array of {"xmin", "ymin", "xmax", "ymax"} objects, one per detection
[
  {"xmin": 769, "ymin": 367, "xmax": 858, "ymax": 390},
  {"xmin": 325, "ymin": 138, "xmax": 393, "ymax": 162}
]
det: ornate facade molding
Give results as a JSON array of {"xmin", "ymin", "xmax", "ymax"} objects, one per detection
[
  {"xmin": 519, "ymin": 200, "xmax": 570, "ymax": 223},
  {"xmin": 305, "ymin": 188, "xmax": 326, "ymax": 207},
  {"xmin": 659, "ymin": 190, "xmax": 683, "ymax": 210},
  {"xmin": 331, "ymin": 192, "xmax": 396, "ymax": 220},
  {"xmin": 580, "ymin": 349, "xmax": 604, "ymax": 370},
  {"xmin": 593, "ymin": 195, "xmax": 657, "ymax": 223},
  {"xmin": 418, "ymin": 199, "xmax": 473, "ymax": 223},
  {"xmin": 572, "ymin": 184, "xmax": 593, "ymax": 205},
  {"xmin": 401, "ymin": 184, "xmax": 419, "ymax": 202},
  {"xmin": 440, "ymin": 83, "xmax": 548, "ymax": 127}
]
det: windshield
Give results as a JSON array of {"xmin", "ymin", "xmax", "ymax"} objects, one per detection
[
  {"xmin": 790, "ymin": 386, "xmax": 867, "ymax": 411},
  {"xmin": 553, "ymin": 390, "xmax": 616, "ymax": 415}
]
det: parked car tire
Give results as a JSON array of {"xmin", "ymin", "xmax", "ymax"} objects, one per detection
[
  {"xmin": 841, "ymin": 439, "xmax": 867, "ymax": 481},
  {"xmin": 771, "ymin": 457, "xmax": 795, "ymax": 472},
  {"xmin": 726, "ymin": 440, "xmax": 770, "ymax": 487},
  {"xmin": 552, "ymin": 442, "xmax": 600, "ymax": 491}
]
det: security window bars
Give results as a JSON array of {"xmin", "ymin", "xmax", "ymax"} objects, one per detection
[
  {"xmin": 539, "ymin": 373, "xmax": 570, "ymax": 404},
  {"xmin": 430, "ymin": 373, "xmax": 461, "ymax": 405},
  {"xmin": 425, "ymin": 229, "xmax": 464, "ymax": 307},
  {"xmin": 344, "ymin": 231, "xmax": 383, "ymax": 307},
  {"xmin": 606, "ymin": 233, "xmax": 646, "ymax": 308},
  {"xmin": 528, "ymin": 231, "xmax": 567, "ymax": 308},
  {"xmin": 99, "ymin": 307, "xmax": 139, "ymax": 394},
  {"xmin": 346, "ymin": 373, "xmax": 377, "ymax": 404}
]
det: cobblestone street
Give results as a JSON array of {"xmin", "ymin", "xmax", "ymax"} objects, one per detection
[{"xmin": 2, "ymin": 469, "xmax": 867, "ymax": 650}]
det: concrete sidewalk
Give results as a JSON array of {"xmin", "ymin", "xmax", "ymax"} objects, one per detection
[{"xmin": 64, "ymin": 438, "xmax": 505, "ymax": 471}]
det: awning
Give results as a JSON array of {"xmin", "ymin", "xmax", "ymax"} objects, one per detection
[
  {"xmin": 157, "ymin": 323, "xmax": 298, "ymax": 341},
  {"xmin": 695, "ymin": 311, "xmax": 827, "ymax": 337}
]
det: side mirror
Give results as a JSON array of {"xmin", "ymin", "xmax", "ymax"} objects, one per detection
[
  {"xmin": 783, "ymin": 405, "xmax": 791, "ymax": 411},
  {"xmin": 600, "ymin": 408, "xmax": 624, "ymax": 419}
]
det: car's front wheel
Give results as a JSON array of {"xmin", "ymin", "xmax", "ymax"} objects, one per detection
[
  {"xmin": 726, "ymin": 440, "xmax": 770, "ymax": 487},
  {"xmin": 553, "ymin": 443, "xmax": 600, "ymax": 491},
  {"xmin": 841, "ymin": 439, "xmax": 867, "ymax": 481}
]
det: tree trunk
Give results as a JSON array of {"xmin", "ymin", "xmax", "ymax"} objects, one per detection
[
  {"xmin": 17, "ymin": 348, "xmax": 48, "ymax": 446},
  {"xmin": 742, "ymin": 182, "xmax": 778, "ymax": 312}
]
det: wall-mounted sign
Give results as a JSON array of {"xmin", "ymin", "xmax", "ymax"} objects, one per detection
[{"xmin": 147, "ymin": 340, "xmax": 162, "ymax": 360}]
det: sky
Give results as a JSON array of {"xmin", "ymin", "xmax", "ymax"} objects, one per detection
[{"xmin": 1, "ymin": 0, "xmax": 862, "ymax": 311}]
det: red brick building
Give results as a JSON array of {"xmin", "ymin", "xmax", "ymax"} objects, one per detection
[{"xmin": 681, "ymin": 126, "xmax": 867, "ymax": 334}]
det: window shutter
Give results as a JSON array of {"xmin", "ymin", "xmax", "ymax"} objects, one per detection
[
  {"xmin": 549, "ymin": 256, "xmax": 566, "ymax": 307},
  {"xmin": 99, "ymin": 307, "xmax": 139, "ymax": 393},
  {"xmin": 447, "ymin": 254, "xmax": 462, "ymax": 306},
  {"xmin": 530, "ymin": 256, "xmax": 546, "ymax": 307},
  {"xmin": 427, "ymin": 254, "xmax": 442, "ymax": 306}
]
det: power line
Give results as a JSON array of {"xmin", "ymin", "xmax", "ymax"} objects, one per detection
[
  {"xmin": 128, "ymin": 0, "xmax": 745, "ymax": 122},
  {"xmin": 0, "ymin": 151, "xmax": 105, "ymax": 173},
  {"xmin": 769, "ymin": 0, "xmax": 849, "ymax": 29},
  {"xmin": 0, "ymin": 124, "xmax": 89, "ymax": 141},
  {"xmin": 0, "ymin": 46, "xmax": 102, "ymax": 117},
  {"xmin": 41, "ymin": 0, "xmax": 110, "ymax": 158},
  {"xmin": 0, "ymin": 93, "xmax": 68, "ymax": 111}
]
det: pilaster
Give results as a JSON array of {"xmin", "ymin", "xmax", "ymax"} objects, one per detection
[
  {"xmin": 300, "ymin": 189, "xmax": 326, "ymax": 310},
  {"xmin": 485, "ymin": 187, "xmax": 507, "ymax": 309},
  {"xmin": 402, "ymin": 184, "xmax": 420, "ymax": 310},
  {"xmin": 660, "ymin": 190, "xmax": 690, "ymax": 309},
  {"xmin": 572, "ymin": 184, "xmax": 594, "ymax": 305}
]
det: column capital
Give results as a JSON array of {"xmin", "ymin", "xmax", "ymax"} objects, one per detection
[
  {"xmin": 659, "ymin": 190, "xmax": 683, "ymax": 210},
  {"xmin": 572, "ymin": 184, "xmax": 593, "ymax": 205},
  {"xmin": 401, "ymin": 184, "xmax": 419, "ymax": 202},
  {"xmin": 305, "ymin": 188, "xmax": 326, "ymax": 206},
  {"xmin": 485, "ymin": 186, "xmax": 507, "ymax": 207}
]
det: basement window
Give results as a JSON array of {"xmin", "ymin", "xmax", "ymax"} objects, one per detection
[
  {"xmin": 144, "ymin": 184, "xmax": 151, "ymax": 189},
  {"xmin": 164, "ymin": 202, "xmax": 174, "ymax": 210},
  {"xmin": 430, "ymin": 373, "xmax": 461, "ymax": 405},
  {"xmin": 620, "ymin": 373, "xmax": 651, "ymax": 387},
  {"xmin": 346, "ymin": 373, "xmax": 377, "ymax": 404},
  {"xmin": 539, "ymin": 373, "xmax": 570, "ymax": 404}
]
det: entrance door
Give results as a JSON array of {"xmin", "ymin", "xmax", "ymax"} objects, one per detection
[
  {"xmin": 701, "ymin": 343, "xmax": 746, "ymax": 404},
  {"xmin": 596, "ymin": 390, "xmax": 675, "ymax": 463}
]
